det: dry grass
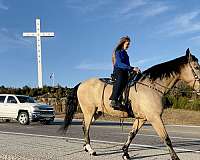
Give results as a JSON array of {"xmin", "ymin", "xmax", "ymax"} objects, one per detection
[
  {"xmin": 162, "ymin": 108, "xmax": 200, "ymax": 125},
  {"xmin": 56, "ymin": 108, "xmax": 200, "ymax": 126}
]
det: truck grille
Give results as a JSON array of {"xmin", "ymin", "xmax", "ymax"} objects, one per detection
[{"xmin": 39, "ymin": 111, "xmax": 54, "ymax": 115}]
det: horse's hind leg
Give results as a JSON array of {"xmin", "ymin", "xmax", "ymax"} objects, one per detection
[
  {"xmin": 82, "ymin": 107, "xmax": 97, "ymax": 156},
  {"xmin": 150, "ymin": 116, "xmax": 180, "ymax": 160},
  {"xmin": 92, "ymin": 109, "xmax": 103, "ymax": 123},
  {"xmin": 122, "ymin": 118, "xmax": 146, "ymax": 160}
]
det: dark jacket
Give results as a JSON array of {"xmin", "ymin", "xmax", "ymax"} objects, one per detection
[{"xmin": 114, "ymin": 49, "xmax": 132, "ymax": 71}]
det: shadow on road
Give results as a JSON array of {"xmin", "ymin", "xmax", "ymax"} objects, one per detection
[
  {"xmin": 173, "ymin": 140, "xmax": 200, "ymax": 151},
  {"xmin": 52, "ymin": 120, "xmax": 151, "ymax": 127},
  {"xmin": 95, "ymin": 146, "xmax": 194, "ymax": 160}
]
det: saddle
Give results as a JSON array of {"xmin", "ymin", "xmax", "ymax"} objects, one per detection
[{"xmin": 99, "ymin": 72, "xmax": 140, "ymax": 118}]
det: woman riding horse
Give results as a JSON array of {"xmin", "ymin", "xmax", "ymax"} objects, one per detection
[
  {"xmin": 110, "ymin": 36, "xmax": 140, "ymax": 110},
  {"xmin": 62, "ymin": 48, "xmax": 200, "ymax": 160}
]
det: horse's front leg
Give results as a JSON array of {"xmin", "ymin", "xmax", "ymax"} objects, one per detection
[
  {"xmin": 165, "ymin": 136, "xmax": 180, "ymax": 160},
  {"xmin": 122, "ymin": 118, "xmax": 145, "ymax": 160},
  {"xmin": 151, "ymin": 116, "xmax": 180, "ymax": 160}
]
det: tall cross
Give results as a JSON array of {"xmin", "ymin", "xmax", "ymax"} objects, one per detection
[{"xmin": 23, "ymin": 18, "xmax": 54, "ymax": 88}]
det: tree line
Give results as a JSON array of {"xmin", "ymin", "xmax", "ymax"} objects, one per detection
[
  {"xmin": 0, "ymin": 81, "xmax": 199, "ymax": 111},
  {"xmin": 164, "ymin": 81, "xmax": 200, "ymax": 111},
  {"xmin": 0, "ymin": 85, "xmax": 72, "ymax": 98}
]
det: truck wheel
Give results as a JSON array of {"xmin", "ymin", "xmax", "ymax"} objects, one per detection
[{"xmin": 18, "ymin": 112, "xmax": 30, "ymax": 125}]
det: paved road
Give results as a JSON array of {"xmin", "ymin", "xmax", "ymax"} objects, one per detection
[{"xmin": 0, "ymin": 118, "xmax": 199, "ymax": 160}]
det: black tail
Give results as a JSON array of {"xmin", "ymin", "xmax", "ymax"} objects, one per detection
[{"xmin": 62, "ymin": 83, "xmax": 81, "ymax": 132}]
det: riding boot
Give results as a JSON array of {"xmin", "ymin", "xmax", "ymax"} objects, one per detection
[
  {"xmin": 124, "ymin": 102, "xmax": 134, "ymax": 118},
  {"xmin": 110, "ymin": 100, "xmax": 122, "ymax": 110}
]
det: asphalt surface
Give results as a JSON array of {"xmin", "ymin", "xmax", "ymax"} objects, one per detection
[{"xmin": 0, "ymin": 118, "xmax": 199, "ymax": 160}]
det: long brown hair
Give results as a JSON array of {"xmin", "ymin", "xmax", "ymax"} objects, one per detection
[{"xmin": 112, "ymin": 36, "xmax": 131, "ymax": 66}]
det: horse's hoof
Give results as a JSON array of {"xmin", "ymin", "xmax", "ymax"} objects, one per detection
[
  {"xmin": 83, "ymin": 144, "xmax": 96, "ymax": 156},
  {"xmin": 83, "ymin": 145, "xmax": 88, "ymax": 152},
  {"xmin": 172, "ymin": 154, "xmax": 180, "ymax": 160},
  {"xmin": 172, "ymin": 157, "xmax": 180, "ymax": 160},
  {"xmin": 84, "ymin": 148, "xmax": 88, "ymax": 152},
  {"xmin": 122, "ymin": 154, "xmax": 130, "ymax": 160},
  {"xmin": 91, "ymin": 151, "xmax": 97, "ymax": 156}
]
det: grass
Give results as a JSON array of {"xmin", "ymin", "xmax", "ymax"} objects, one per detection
[{"xmin": 162, "ymin": 108, "xmax": 200, "ymax": 125}]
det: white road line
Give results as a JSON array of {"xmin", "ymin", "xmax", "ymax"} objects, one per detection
[{"xmin": 0, "ymin": 131, "xmax": 199, "ymax": 154}]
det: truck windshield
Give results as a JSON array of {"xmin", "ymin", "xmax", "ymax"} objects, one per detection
[{"xmin": 16, "ymin": 96, "xmax": 37, "ymax": 103}]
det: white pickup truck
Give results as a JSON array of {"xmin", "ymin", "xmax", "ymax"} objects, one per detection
[{"xmin": 0, "ymin": 94, "xmax": 55, "ymax": 125}]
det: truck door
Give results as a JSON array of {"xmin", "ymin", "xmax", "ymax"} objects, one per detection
[{"xmin": 6, "ymin": 96, "xmax": 19, "ymax": 118}]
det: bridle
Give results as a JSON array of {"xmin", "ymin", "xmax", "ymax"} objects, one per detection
[
  {"xmin": 188, "ymin": 60, "xmax": 200, "ymax": 92},
  {"xmin": 130, "ymin": 57, "xmax": 200, "ymax": 94}
]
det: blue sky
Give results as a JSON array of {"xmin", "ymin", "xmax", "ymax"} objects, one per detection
[{"xmin": 1, "ymin": 0, "xmax": 200, "ymax": 88}]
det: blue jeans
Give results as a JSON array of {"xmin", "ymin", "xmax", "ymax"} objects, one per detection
[{"xmin": 109, "ymin": 68, "xmax": 128, "ymax": 101}]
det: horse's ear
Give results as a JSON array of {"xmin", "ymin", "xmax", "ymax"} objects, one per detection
[
  {"xmin": 186, "ymin": 48, "xmax": 190, "ymax": 56},
  {"xmin": 186, "ymin": 48, "xmax": 192, "ymax": 61}
]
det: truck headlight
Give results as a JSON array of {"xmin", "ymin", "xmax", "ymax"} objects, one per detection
[{"xmin": 32, "ymin": 106, "xmax": 40, "ymax": 111}]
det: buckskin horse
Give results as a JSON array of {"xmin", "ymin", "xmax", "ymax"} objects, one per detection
[{"xmin": 62, "ymin": 48, "xmax": 200, "ymax": 160}]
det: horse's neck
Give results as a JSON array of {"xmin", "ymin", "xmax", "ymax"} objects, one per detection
[
  {"xmin": 144, "ymin": 74, "xmax": 179, "ymax": 94},
  {"xmin": 158, "ymin": 76, "xmax": 179, "ymax": 93}
]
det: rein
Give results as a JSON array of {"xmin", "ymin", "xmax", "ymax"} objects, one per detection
[
  {"xmin": 133, "ymin": 81, "xmax": 165, "ymax": 94},
  {"xmin": 131, "ymin": 60, "xmax": 200, "ymax": 95},
  {"xmin": 133, "ymin": 80, "xmax": 199, "ymax": 95},
  {"xmin": 130, "ymin": 73, "xmax": 170, "ymax": 94},
  {"xmin": 188, "ymin": 61, "xmax": 200, "ymax": 91}
]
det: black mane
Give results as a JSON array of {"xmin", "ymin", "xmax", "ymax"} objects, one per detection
[{"xmin": 141, "ymin": 54, "xmax": 198, "ymax": 81}]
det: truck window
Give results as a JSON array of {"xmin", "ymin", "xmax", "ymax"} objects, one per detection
[
  {"xmin": 0, "ymin": 96, "xmax": 6, "ymax": 103},
  {"xmin": 7, "ymin": 96, "xmax": 17, "ymax": 103},
  {"xmin": 16, "ymin": 96, "xmax": 36, "ymax": 103}
]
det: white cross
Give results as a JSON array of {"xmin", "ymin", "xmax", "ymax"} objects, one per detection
[{"xmin": 23, "ymin": 18, "xmax": 54, "ymax": 88}]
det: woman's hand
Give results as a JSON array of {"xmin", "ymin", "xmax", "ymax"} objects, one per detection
[{"xmin": 133, "ymin": 67, "xmax": 141, "ymax": 74}]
